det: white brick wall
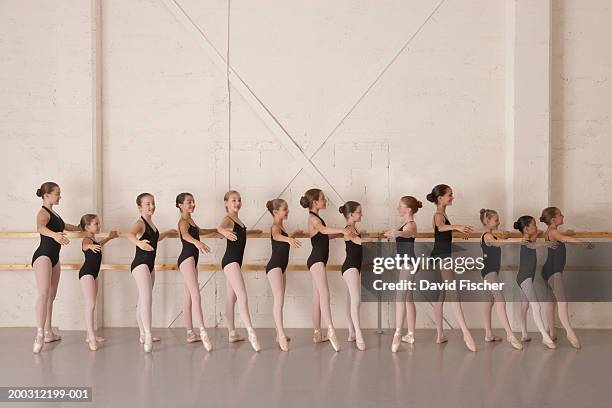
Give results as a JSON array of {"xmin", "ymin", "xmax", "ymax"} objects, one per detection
[{"xmin": 1, "ymin": 0, "xmax": 611, "ymax": 329}]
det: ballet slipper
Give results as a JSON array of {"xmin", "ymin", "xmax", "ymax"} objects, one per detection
[
  {"xmin": 228, "ymin": 331, "xmax": 245, "ymax": 343},
  {"xmin": 327, "ymin": 328, "xmax": 340, "ymax": 352},
  {"xmin": 391, "ymin": 331, "xmax": 402, "ymax": 353},
  {"xmin": 464, "ymin": 336, "xmax": 477, "ymax": 352},
  {"xmin": 312, "ymin": 329, "xmax": 329, "ymax": 343},
  {"xmin": 43, "ymin": 330, "xmax": 61, "ymax": 343},
  {"xmin": 199, "ymin": 328, "xmax": 213, "ymax": 352},
  {"xmin": 278, "ymin": 336, "xmax": 289, "ymax": 352},
  {"xmin": 485, "ymin": 335, "xmax": 502, "ymax": 342},
  {"xmin": 186, "ymin": 330, "xmax": 200, "ymax": 343},
  {"xmin": 143, "ymin": 332, "xmax": 153, "ymax": 353},
  {"xmin": 33, "ymin": 329, "xmax": 44, "ymax": 354},
  {"xmin": 401, "ymin": 332, "xmax": 415, "ymax": 344},
  {"xmin": 84, "ymin": 336, "xmax": 105, "ymax": 343},
  {"xmin": 436, "ymin": 334, "xmax": 448, "ymax": 344},
  {"xmin": 542, "ymin": 338, "xmax": 557, "ymax": 350},
  {"xmin": 521, "ymin": 334, "xmax": 532, "ymax": 342},
  {"xmin": 275, "ymin": 335, "xmax": 291, "ymax": 343},
  {"xmin": 139, "ymin": 334, "xmax": 160, "ymax": 344},
  {"xmin": 88, "ymin": 339, "xmax": 98, "ymax": 351},
  {"xmin": 356, "ymin": 339, "xmax": 366, "ymax": 351},
  {"xmin": 507, "ymin": 336, "xmax": 523, "ymax": 350},
  {"xmin": 247, "ymin": 328, "xmax": 261, "ymax": 352},
  {"xmin": 567, "ymin": 334, "xmax": 581, "ymax": 349},
  {"xmin": 347, "ymin": 333, "xmax": 356, "ymax": 342}
]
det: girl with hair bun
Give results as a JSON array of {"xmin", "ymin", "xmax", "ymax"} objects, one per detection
[
  {"xmin": 384, "ymin": 196, "xmax": 421, "ymax": 352},
  {"xmin": 125, "ymin": 193, "xmax": 176, "ymax": 353},
  {"xmin": 513, "ymin": 215, "xmax": 556, "ymax": 349},
  {"xmin": 217, "ymin": 190, "xmax": 262, "ymax": 352},
  {"xmin": 478, "ymin": 209, "xmax": 523, "ymax": 350},
  {"xmin": 339, "ymin": 201, "xmax": 365, "ymax": 351},
  {"xmin": 31, "ymin": 182, "xmax": 82, "ymax": 353},
  {"xmin": 265, "ymin": 198, "xmax": 302, "ymax": 351},
  {"xmin": 78, "ymin": 214, "xmax": 118, "ymax": 351},
  {"xmin": 539, "ymin": 207, "xmax": 593, "ymax": 349},
  {"xmin": 300, "ymin": 188, "xmax": 357, "ymax": 352},
  {"xmin": 176, "ymin": 193, "xmax": 215, "ymax": 351},
  {"xmin": 426, "ymin": 184, "xmax": 477, "ymax": 352}
]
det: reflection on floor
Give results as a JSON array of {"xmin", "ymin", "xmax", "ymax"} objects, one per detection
[{"xmin": 1, "ymin": 328, "xmax": 611, "ymax": 408}]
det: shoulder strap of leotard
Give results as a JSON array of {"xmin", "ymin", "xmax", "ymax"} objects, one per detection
[
  {"xmin": 42, "ymin": 205, "xmax": 56, "ymax": 218},
  {"xmin": 226, "ymin": 215, "xmax": 245, "ymax": 229}
]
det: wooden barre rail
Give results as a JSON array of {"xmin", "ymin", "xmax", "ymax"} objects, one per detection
[{"xmin": 2, "ymin": 231, "xmax": 612, "ymax": 239}]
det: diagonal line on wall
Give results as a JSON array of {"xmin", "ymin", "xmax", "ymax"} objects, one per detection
[{"xmin": 160, "ymin": 0, "xmax": 345, "ymax": 206}]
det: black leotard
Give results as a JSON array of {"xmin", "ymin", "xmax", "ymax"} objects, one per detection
[
  {"xmin": 79, "ymin": 239, "xmax": 102, "ymax": 280},
  {"xmin": 178, "ymin": 222, "xmax": 200, "ymax": 268},
  {"xmin": 307, "ymin": 211, "xmax": 330, "ymax": 269},
  {"xmin": 130, "ymin": 217, "xmax": 159, "ymax": 273},
  {"xmin": 341, "ymin": 227, "xmax": 362, "ymax": 274},
  {"xmin": 431, "ymin": 213, "xmax": 452, "ymax": 259},
  {"xmin": 541, "ymin": 231, "xmax": 566, "ymax": 281},
  {"xmin": 516, "ymin": 243, "xmax": 537, "ymax": 285},
  {"xmin": 396, "ymin": 223, "xmax": 416, "ymax": 259},
  {"xmin": 32, "ymin": 206, "xmax": 65, "ymax": 267},
  {"xmin": 221, "ymin": 219, "xmax": 247, "ymax": 268},
  {"xmin": 266, "ymin": 229, "xmax": 290, "ymax": 274},
  {"xmin": 480, "ymin": 232, "xmax": 501, "ymax": 278}
]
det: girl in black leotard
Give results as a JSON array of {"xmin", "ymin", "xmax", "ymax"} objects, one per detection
[
  {"xmin": 217, "ymin": 190, "xmax": 261, "ymax": 352},
  {"xmin": 539, "ymin": 207, "xmax": 593, "ymax": 349},
  {"xmin": 300, "ymin": 188, "xmax": 356, "ymax": 352},
  {"xmin": 513, "ymin": 215, "xmax": 556, "ymax": 349},
  {"xmin": 478, "ymin": 209, "xmax": 523, "ymax": 350},
  {"xmin": 265, "ymin": 198, "xmax": 301, "ymax": 351},
  {"xmin": 384, "ymin": 196, "xmax": 422, "ymax": 352},
  {"xmin": 31, "ymin": 182, "xmax": 81, "ymax": 353},
  {"xmin": 176, "ymin": 193, "xmax": 214, "ymax": 351},
  {"xmin": 339, "ymin": 201, "xmax": 366, "ymax": 351},
  {"xmin": 426, "ymin": 184, "xmax": 476, "ymax": 352},
  {"xmin": 125, "ymin": 193, "xmax": 174, "ymax": 353},
  {"xmin": 78, "ymin": 214, "xmax": 118, "ymax": 351}
]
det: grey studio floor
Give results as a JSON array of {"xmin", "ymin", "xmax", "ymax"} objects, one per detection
[{"xmin": 1, "ymin": 328, "xmax": 611, "ymax": 408}]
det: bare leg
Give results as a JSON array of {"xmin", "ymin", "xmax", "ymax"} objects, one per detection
[{"xmin": 343, "ymin": 269, "xmax": 364, "ymax": 346}]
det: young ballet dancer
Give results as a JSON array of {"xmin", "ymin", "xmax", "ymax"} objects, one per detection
[
  {"xmin": 339, "ymin": 201, "xmax": 365, "ymax": 351},
  {"xmin": 384, "ymin": 196, "xmax": 421, "ymax": 352},
  {"xmin": 426, "ymin": 184, "xmax": 477, "ymax": 352},
  {"xmin": 265, "ymin": 198, "xmax": 302, "ymax": 351},
  {"xmin": 513, "ymin": 215, "xmax": 556, "ymax": 349},
  {"xmin": 478, "ymin": 209, "xmax": 523, "ymax": 350},
  {"xmin": 300, "ymin": 188, "xmax": 357, "ymax": 352},
  {"xmin": 217, "ymin": 190, "xmax": 261, "ymax": 352},
  {"xmin": 125, "ymin": 193, "xmax": 175, "ymax": 352},
  {"xmin": 32, "ymin": 182, "xmax": 82, "ymax": 353},
  {"xmin": 78, "ymin": 214, "xmax": 118, "ymax": 351},
  {"xmin": 176, "ymin": 193, "xmax": 215, "ymax": 351},
  {"xmin": 540, "ymin": 207, "xmax": 593, "ymax": 349}
]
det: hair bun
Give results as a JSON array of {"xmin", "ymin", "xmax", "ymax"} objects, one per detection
[
  {"xmin": 513, "ymin": 221, "xmax": 520, "ymax": 230},
  {"xmin": 338, "ymin": 205, "xmax": 345, "ymax": 214},
  {"xmin": 299, "ymin": 196, "xmax": 309, "ymax": 208},
  {"xmin": 35, "ymin": 188, "xmax": 42, "ymax": 197},
  {"xmin": 480, "ymin": 208, "xmax": 486, "ymax": 215},
  {"xmin": 266, "ymin": 200, "xmax": 273, "ymax": 213},
  {"xmin": 416, "ymin": 200, "xmax": 423, "ymax": 208},
  {"xmin": 426, "ymin": 193, "xmax": 435, "ymax": 203},
  {"xmin": 539, "ymin": 216, "xmax": 546, "ymax": 222}
]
